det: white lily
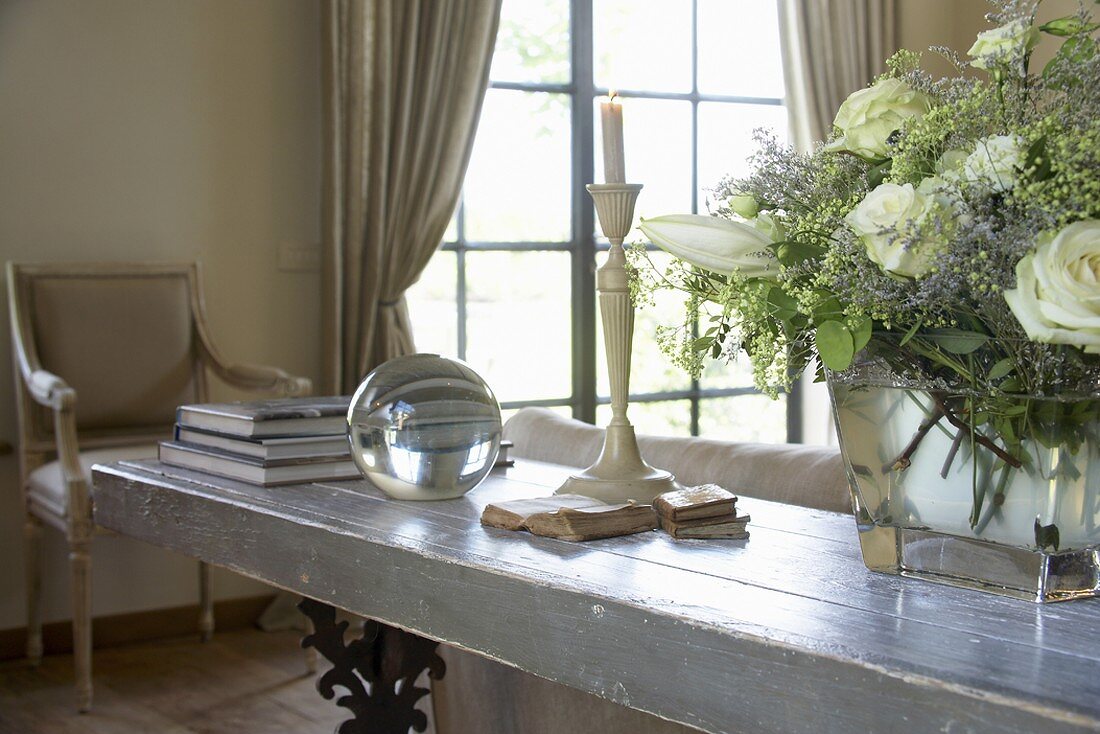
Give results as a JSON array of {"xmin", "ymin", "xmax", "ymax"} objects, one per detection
[{"xmin": 638, "ymin": 214, "xmax": 776, "ymax": 278}]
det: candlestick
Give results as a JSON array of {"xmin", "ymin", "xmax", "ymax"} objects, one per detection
[
  {"xmin": 600, "ymin": 93, "xmax": 625, "ymax": 184},
  {"xmin": 556, "ymin": 183, "xmax": 678, "ymax": 504}
]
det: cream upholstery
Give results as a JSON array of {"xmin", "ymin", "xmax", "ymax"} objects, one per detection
[
  {"xmin": 27, "ymin": 444, "xmax": 157, "ymax": 519},
  {"xmin": 502, "ymin": 407, "xmax": 850, "ymax": 513},
  {"xmin": 433, "ymin": 407, "xmax": 851, "ymax": 734},
  {"xmin": 30, "ymin": 274, "xmax": 198, "ymax": 431}
]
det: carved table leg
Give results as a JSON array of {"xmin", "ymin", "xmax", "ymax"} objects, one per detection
[{"xmin": 299, "ymin": 598, "xmax": 445, "ymax": 734}]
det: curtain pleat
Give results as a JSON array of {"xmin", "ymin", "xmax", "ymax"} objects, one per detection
[
  {"xmin": 322, "ymin": 0, "xmax": 502, "ymax": 393},
  {"xmin": 778, "ymin": 0, "xmax": 898, "ymax": 152}
]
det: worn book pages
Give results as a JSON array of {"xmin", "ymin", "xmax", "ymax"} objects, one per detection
[
  {"xmin": 654, "ymin": 484, "xmax": 737, "ymax": 521},
  {"xmin": 480, "ymin": 494, "xmax": 603, "ymax": 531},
  {"xmin": 525, "ymin": 504, "xmax": 658, "ymax": 542},
  {"xmin": 661, "ymin": 516, "xmax": 750, "ymax": 540}
]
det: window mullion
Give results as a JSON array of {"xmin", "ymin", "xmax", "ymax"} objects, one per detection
[{"xmin": 571, "ymin": 0, "xmax": 597, "ymax": 425}]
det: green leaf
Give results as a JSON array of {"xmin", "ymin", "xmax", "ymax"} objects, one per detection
[
  {"xmin": 767, "ymin": 287, "xmax": 799, "ymax": 321},
  {"xmin": 1044, "ymin": 35, "xmax": 1099, "ymax": 79},
  {"xmin": 1023, "ymin": 136, "xmax": 1052, "ymax": 182},
  {"xmin": 850, "ymin": 316, "xmax": 873, "ymax": 354},
  {"xmin": 988, "ymin": 357, "xmax": 1015, "ymax": 382},
  {"xmin": 925, "ymin": 328, "xmax": 989, "ymax": 354},
  {"xmin": 1039, "ymin": 15, "xmax": 1099, "ymax": 36},
  {"xmin": 810, "ymin": 290, "xmax": 845, "ymax": 324},
  {"xmin": 815, "ymin": 321, "xmax": 855, "ymax": 372},
  {"xmin": 771, "ymin": 241, "xmax": 825, "ymax": 267},
  {"xmin": 898, "ymin": 320, "xmax": 922, "ymax": 347},
  {"xmin": 692, "ymin": 336, "xmax": 714, "ymax": 353},
  {"xmin": 867, "ymin": 159, "xmax": 893, "ymax": 189}
]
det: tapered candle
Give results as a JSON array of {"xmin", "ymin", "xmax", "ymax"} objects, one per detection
[{"xmin": 600, "ymin": 93, "xmax": 625, "ymax": 183}]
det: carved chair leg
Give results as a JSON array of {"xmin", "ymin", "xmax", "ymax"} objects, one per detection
[
  {"xmin": 69, "ymin": 540, "xmax": 93, "ymax": 713},
  {"xmin": 24, "ymin": 516, "xmax": 43, "ymax": 666},
  {"xmin": 198, "ymin": 561, "xmax": 214, "ymax": 642},
  {"xmin": 298, "ymin": 598, "xmax": 445, "ymax": 734}
]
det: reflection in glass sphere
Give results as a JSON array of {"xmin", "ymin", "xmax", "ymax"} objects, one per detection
[{"xmin": 347, "ymin": 354, "xmax": 502, "ymax": 500}]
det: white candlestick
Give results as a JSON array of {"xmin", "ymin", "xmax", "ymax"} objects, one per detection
[{"xmin": 600, "ymin": 93, "xmax": 625, "ymax": 184}]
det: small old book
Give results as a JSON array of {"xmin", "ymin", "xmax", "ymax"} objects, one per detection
[
  {"xmin": 653, "ymin": 484, "xmax": 738, "ymax": 522},
  {"xmin": 661, "ymin": 518, "xmax": 750, "ymax": 540},
  {"xmin": 524, "ymin": 504, "xmax": 658, "ymax": 542},
  {"xmin": 481, "ymin": 495, "xmax": 658, "ymax": 541},
  {"xmin": 481, "ymin": 494, "xmax": 603, "ymax": 531},
  {"xmin": 176, "ymin": 396, "xmax": 350, "ymax": 438}
]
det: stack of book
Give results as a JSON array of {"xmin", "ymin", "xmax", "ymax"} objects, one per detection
[
  {"xmin": 653, "ymin": 485, "xmax": 749, "ymax": 540},
  {"xmin": 158, "ymin": 397, "xmax": 360, "ymax": 486}
]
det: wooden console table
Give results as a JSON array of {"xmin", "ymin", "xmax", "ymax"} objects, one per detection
[{"xmin": 91, "ymin": 459, "xmax": 1100, "ymax": 734}]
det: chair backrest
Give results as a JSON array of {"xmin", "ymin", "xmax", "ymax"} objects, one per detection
[
  {"xmin": 503, "ymin": 407, "xmax": 851, "ymax": 514},
  {"xmin": 8, "ymin": 262, "xmax": 208, "ymax": 451}
]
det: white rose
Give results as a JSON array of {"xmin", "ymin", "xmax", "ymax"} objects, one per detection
[
  {"xmin": 935, "ymin": 149, "xmax": 968, "ymax": 183},
  {"xmin": 963, "ymin": 135, "xmax": 1025, "ymax": 193},
  {"xmin": 968, "ymin": 19, "xmax": 1040, "ymax": 70},
  {"xmin": 726, "ymin": 193, "xmax": 759, "ymax": 219},
  {"xmin": 639, "ymin": 214, "xmax": 776, "ymax": 278},
  {"xmin": 845, "ymin": 182, "xmax": 939, "ymax": 279},
  {"xmin": 1004, "ymin": 221, "xmax": 1100, "ymax": 353},
  {"xmin": 823, "ymin": 78, "xmax": 932, "ymax": 160},
  {"xmin": 750, "ymin": 211, "xmax": 786, "ymax": 242}
]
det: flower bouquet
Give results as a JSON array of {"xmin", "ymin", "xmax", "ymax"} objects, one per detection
[{"xmin": 634, "ymin": 2, "xmax": 1100, "ymax": 600}]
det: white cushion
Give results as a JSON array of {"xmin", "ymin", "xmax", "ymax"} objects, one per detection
[
  {"xmin": 502, "ymin": 407, "xmax": 851, "ymax": 514},
  {"xmin": 27, "ymin": 444, "xmax": 158, "ymax": 517}
]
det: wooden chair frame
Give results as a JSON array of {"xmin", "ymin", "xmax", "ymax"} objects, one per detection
[{"xmin": 7, "ymin": 261, "xmax": 312, "ymax": 712}]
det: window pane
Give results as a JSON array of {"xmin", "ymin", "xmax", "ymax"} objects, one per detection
[
  {"xmin": 406, "ymin": 251, "xmax": 458, "ymax": 358},
  {"xmin": 464, "ymin": 90, "xmax": 571, "ymax": 242},
  {"xmin": 465, "ymin": 251, "xmax": 572, "ymax": 403},
  {"xmin": 598, "ymin": 251, "xmax": 691, "ymax": 396},
  {"xmin": 490, "ymin": 0, "xmax": 570, "ymax": 84},
  {"xmin": 444, "ymin": 209, "xmax": 458, "ymax": 243},
  {"xmin": 697, "ymin": 101, "xmax": 788, "ymax": 211},
  {"xmin": 699, "ymin": 395, "xmax": 787, "ymax": 443},
  {"xmin": 700, "ymin": 357, "xmax": 756, "ymax": 390},
  {"xmin": 598, "ymin": 400, "xmax": 692, "ymax": 437},
  {"xmin": 593, "ymin": 97, "xmax": 691, "ymax": 222},
  {"xmin": 697, "ymin": 0, "xmax": 785, "ymax": 99},
  {"xmin": 594, "ymin": 0, "xmax": 692, "ymax": 93}
]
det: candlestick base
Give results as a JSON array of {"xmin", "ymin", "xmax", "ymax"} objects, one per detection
[{"xmin": 555, "ymin": 425, "xmax": 678, "ymax": 504}]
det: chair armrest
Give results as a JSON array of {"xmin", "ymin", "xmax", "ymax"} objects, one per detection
[
  {"xmin": 211, "ymin": 361, "xmax": 313, "ymax": 397},
  {"xmin": 24, "ymin": 368, "xmax": 76, "ymax": 411}
]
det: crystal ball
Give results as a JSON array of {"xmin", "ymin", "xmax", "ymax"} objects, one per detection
[{"xmin": 347, "ymin": 354, "xmax": 502, "ymax": 500}]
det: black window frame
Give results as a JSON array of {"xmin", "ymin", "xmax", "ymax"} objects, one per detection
[{"xmin": 431, "ymin": 0, "xmax": 802, "ymax": 441}]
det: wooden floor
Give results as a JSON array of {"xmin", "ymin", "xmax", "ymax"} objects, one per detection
[{"xmin": 0, "ymin": 628, "xmax": 343, "ymax": 733}]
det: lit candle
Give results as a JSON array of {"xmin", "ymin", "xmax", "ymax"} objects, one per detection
[{"xmin": 600, "ymin": 92, "xmax": 625, "ymax": 184}]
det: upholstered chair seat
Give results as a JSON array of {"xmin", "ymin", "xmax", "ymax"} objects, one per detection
[{"xmin": 26, "ymin": 444, "xmax": 158, "ymax": 521}]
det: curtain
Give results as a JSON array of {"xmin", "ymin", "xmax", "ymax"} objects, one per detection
[
  {"xmin": 778, "ymin": 0, "xmax": 898, "ymax": 153},
  {"xmin": 322, "ymin": 0, "xmax": 502, "ymax": 393}
]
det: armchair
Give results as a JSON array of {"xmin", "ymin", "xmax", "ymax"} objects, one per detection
[{"xmin": 7, "ymin": 261, "xmax": 311, "ymax": 712}]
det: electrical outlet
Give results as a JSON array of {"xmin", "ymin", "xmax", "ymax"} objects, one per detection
[{"xmin": 278, "ymin": 242, "xmax": 321, "ymax": 272}]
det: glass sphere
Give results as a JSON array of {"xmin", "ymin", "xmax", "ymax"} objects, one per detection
[{"xmin": 347, "ymin": 354, "xmax": 502, "ymax": 500}]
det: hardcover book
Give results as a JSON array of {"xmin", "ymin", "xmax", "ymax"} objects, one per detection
[
  {"xmin": 176, "ymin": 396, "xmax": 350, "ymax": 438},
  {"xmin": 653, "ymin": 484, "xmax": 737, "ymax": 522},
  {"xmin": 158, "ymin": 441, "xmax": 359, "ymax": 486},
  {"xmin": 175, "ymin": 426, "xmax": 351, "ymax": 460}
]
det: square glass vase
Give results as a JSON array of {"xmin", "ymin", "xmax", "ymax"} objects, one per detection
[{"xmin": 829, "ymin": 380, "xmax": 1100, "ymax": 602}]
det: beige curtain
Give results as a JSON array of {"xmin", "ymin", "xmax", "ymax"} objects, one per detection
[
  {"xmin": 778, "ymin": 0, "xmax": 898, "ymax": 153},
  {"xmin": 321, "ymin": 0, "xmax": 502, "ymax": 393}
]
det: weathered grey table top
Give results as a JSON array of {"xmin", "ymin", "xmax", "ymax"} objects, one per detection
[{"xmin": 91, "ymin": 459, "xmax": 1100, "ymax": 734}]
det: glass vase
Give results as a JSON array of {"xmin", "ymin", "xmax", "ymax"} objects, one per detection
[{"xmin": 829, "ymin": 379, "xmax": 1100, "ymax": 602}]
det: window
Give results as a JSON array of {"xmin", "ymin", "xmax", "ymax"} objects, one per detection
[{"xmin": 407, "ymin": 0, "xmax": 797, "ymax": 442}]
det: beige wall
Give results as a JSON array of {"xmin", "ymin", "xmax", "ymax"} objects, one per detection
[
  {"xmin": 0, "ymin": 0, "xmax": 321, "ymax": 630},
  {"xmin": 898, "ymin": 0, "xmax": 1080, "ymax": 74}
]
